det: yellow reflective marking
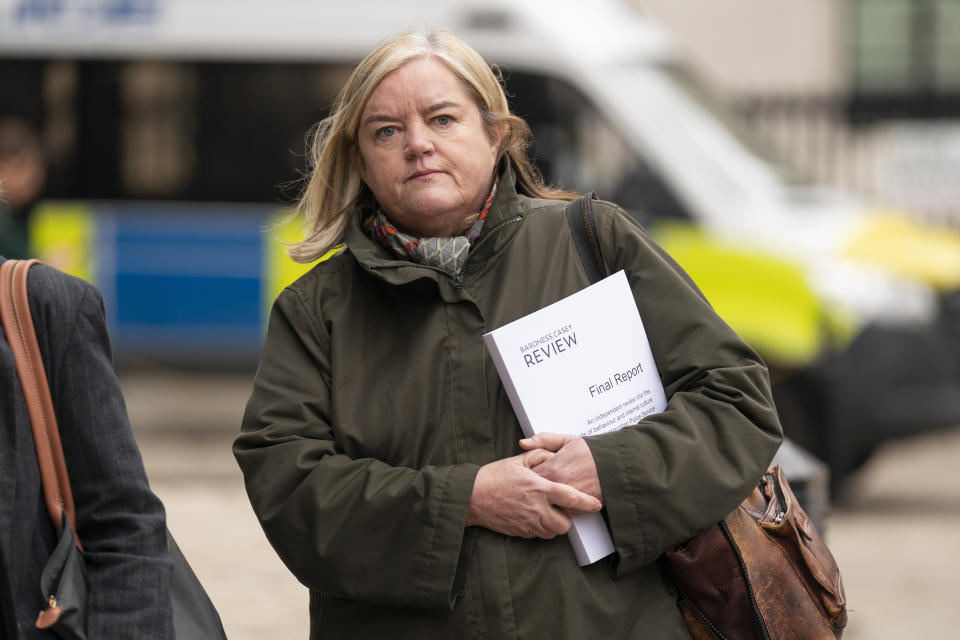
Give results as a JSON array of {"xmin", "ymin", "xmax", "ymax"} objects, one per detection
[
  {"xmin": 263, "ymin": 211, "xmax": 344, "ymax": 310},
  {"xmin": 845, "ymin": 211, "xmax": 960, "ymax": 291},
  {"xmin": 29, "ymin": 202, "xmax": 95, "ymax": 283},
  {"xmin": 654, "ymin": 223, "xmax": 854, "ymax": 366}
]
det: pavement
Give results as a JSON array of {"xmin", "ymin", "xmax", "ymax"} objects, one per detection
[
  {"xmin": 122, "ymin": 369, "xmax": 960, "ymax": 640},
  {"xmin": 122, "ymin": 370, "xmax": 309, "ymax": 640}
]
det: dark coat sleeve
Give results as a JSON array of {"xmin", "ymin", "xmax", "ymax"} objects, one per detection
[
  {"xmin": 582, "ymin": 204, "xmax": 783, "ymax": 577},
  {"xmin": 27, "ymin": 265, "xmax": 174, "ymax": 639},
  {"xmin": 234, "ymin": 285, "xmax": 478, "ymax": 610}
]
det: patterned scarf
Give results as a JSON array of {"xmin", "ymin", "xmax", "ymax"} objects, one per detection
[{"xmin": 370, "ymin": 174, "xmax": 500, "ymax": 277}]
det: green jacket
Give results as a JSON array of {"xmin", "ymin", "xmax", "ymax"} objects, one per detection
[{"xmin": 234, "ymin": 166, "xmax": 782, "ymax": 639}]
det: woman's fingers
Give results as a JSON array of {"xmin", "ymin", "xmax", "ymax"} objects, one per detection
[
  {"xmin": 528, "ymin": 435, "xmax": 605, "ymax": 505},
  {"xmin": 520, "ymin": 447, "xmax": 554, "ymax": 468},
  {"xmin": 535, "ymin": 509, "xmax": 572, "ymax": 538},
  {"xmin": 543, "ymin": 479, "xmax": 602, "ymax": 514},
  {"xmin": 519, "ymin": 432, "xmax": 574, "ymax": 452},
  {"xmin": 467, "ymin": 454, "xmax": 600, "ymax": 539}
]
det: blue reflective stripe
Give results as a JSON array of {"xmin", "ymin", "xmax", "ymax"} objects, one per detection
[
  {"xmin": 104, "ymin": 205, "xmax": 270, "ymax": 355},
  {"xmin": 114, "ymin": 273, "xmax": 261, "ymax": 326}
]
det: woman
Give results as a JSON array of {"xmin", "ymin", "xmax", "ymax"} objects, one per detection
[
  {"xmin": 0, "ymin": 258, "xmax": 173, "ymax": 639},
  {"xmin": 235, "ymin": 30, "xmax": 782, "ymax": 639}
]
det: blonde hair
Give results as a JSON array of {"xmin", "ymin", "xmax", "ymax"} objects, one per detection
[{"xmin": 288, "ymin": 29, "xmax": 576, "ymax": 263}]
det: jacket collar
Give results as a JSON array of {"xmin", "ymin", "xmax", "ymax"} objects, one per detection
[{"xmin": 464, "ymin": 160, "xmax": 524, "ymax": 268}]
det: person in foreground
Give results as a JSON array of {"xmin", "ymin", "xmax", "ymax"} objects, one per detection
[
  {"xmin": 234, "ymin": 30, "xmax": 782, "ymax": 639},
  {"xmin": 0, "ymin": 257, "xmax": 174, "ymax": 639}
]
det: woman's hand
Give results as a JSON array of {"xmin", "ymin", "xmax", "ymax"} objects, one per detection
[
  {"xmin": 520, "ymin": 433, "xmax": 605, "ymax": 505},
  {"xmin": 466, "ymin": 450, "xmax": 602, "ymax": 538}
]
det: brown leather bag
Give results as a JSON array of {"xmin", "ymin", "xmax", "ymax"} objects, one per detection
[{"xmin": 665, "ymin": 465, "xmax": 847, "ymax": 640}]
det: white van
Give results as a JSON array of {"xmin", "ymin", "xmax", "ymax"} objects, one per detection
[{"xmin": 3, "ymin": 0, "xmax": 959, "ymax": 484}]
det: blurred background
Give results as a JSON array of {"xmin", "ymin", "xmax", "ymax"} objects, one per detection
[{"xmin": 2, "ymin": 0, "xmax": 959, "ymax": 637}]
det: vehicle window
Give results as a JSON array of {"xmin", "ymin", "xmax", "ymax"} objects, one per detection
[
  {"xmin": 0, "ymin": 59, "xmax": 352, "ymax": 203},
  {"xmin": 503, "ymin": 69, "xmax": 692, "ymax": 223},
  {"xmin": 659, "ymin": 62, "xmax": 807, "ymax": 186},
  {"xmin": 2, "ymin": 57, "xmax": 690, "ymax": 222}
]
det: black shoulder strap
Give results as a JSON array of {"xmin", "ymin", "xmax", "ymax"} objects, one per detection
[{"xmin": 565, "ymin": 193, "xmax": 610, "ymax": 285}]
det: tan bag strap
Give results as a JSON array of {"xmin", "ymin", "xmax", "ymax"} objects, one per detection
[{"xmin": 0, "ymin": 259, "xmax": 81, "ymax": 550}]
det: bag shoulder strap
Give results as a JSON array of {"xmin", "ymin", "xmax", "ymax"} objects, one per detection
[
  {"xmin": 564, "ymin": 193, "xmax": 611, "ymax": 285},
  {"xmin": 0, "ymin": 259, "xmax": 81, "ymax": 549}
]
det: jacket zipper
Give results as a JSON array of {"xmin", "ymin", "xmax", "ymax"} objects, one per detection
[{"xmin": 454, "ymin": 215, "xmax": 523, "ymax": 288}]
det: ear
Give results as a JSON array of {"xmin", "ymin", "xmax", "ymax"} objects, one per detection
[{"xmin": 349, "ymin": 143, "xmax": 366, "ymax": 181}]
